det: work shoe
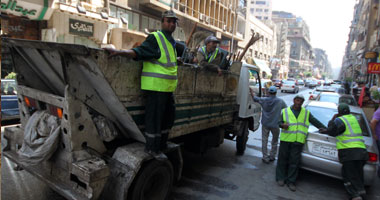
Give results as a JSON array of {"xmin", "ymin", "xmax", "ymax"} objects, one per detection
[
  {"xmin": 277, "ymin": 180, "xmax": 285, "ymax": 187},
  {"xmin": 269, "ymin": 156, "xmax": 276, "ymax": 162},
  {"xmin": 287, "ymin": 183, "xmax": 296, "ymax": 192},
  {"xmin": 262, "ymin": 157, "xmax": 270, "ymax": 164}
]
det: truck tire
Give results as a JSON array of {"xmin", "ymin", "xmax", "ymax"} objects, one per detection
[
  {"xmin": 236, "ymin": 120, "xmax": 249, "ymax": 155},
  {"xmin": 128, "ymin": 159, "xmax": 174, "ymax": 200}
]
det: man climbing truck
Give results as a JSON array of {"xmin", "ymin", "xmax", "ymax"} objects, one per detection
[{"xmin": 2, "ymin": 34, "xmax": 262, "ymax": 199}]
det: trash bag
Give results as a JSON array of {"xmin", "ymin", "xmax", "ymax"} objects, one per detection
[{"xmin": 18, "ymin": 110, "xmax": 61, "ymax": 165}]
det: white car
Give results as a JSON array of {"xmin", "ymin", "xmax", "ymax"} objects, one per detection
[{"xmin": 281, "ymin": 80, "xmax": 299, "ymax": 93}]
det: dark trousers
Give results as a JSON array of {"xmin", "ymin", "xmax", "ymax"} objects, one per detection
[
  {"xmin": 341, "ymin": 160, "xmax": 367, "ymax": 198},
  {"xmin": 144, "ymin": 90, "xmax": 175, "ymax": 153},
  {"xmin": 276, "ymin": 141, "xmax": 303, "ymax": 184}
]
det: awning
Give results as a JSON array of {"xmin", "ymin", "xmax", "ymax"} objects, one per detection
[{"xmin": 253, "ymin": 58, "xmax": 272, "ymax": 76}]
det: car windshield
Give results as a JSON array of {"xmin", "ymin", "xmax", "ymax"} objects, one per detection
[
  {"xmin": 307, "ymin": 106, "xmax": 370, "ymax": 136},
  {"xmin": 284, "ymin": 81, "xmax": 295, "ymax": 84},
  {"xmin": 1, "ymin": 80, "xmax": 17, "ymax": 95},
  {"xmin": 319, "ymin": 95, "xmax": 339, "ymax": 103},
  {"xmin": 339, "ymin": 96, "xmax": 358, "ymax": 106}
]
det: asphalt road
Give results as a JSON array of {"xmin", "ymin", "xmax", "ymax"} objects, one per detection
[{"xmin": 2, "ymin": 86, "xmax": 380, "ymax": 200}]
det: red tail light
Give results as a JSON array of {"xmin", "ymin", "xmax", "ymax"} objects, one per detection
[
  {"xmin": 368, "ymin": 152, "xmax": 378, "ymax": 162},
  {"xmin": 24, "ymin": 96, "xmax": 37, "ymax": 108},
  {"xmin": 292, "ymin": 85, "xmax": 295, "ymax": 88},
  {"xmin": 309, "ymin": 96, "xmax": 313, "ymax": 100}
]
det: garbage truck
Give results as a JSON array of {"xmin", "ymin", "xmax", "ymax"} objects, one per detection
[{"xmin": 1, "ymin": 38, "xmax": 263, "ymax": 200}]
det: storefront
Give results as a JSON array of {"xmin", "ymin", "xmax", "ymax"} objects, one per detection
[
  {"xmin": 1, "ymin": 0, "xmax": 54, "ymax": 77},
  {"xmin": 46, "ymin": 6, "xmax": 118, "ymax": 47}
]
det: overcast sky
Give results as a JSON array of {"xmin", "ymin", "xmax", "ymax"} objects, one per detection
[{"xmin": 272, "ymin": 0, "xmax": 357, "ymax": 77}]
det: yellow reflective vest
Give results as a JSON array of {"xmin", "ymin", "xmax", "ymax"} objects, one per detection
[
  {"xmin": 141, "ymin": 31, "xmax": 178, "ymax": 92},
  {"xmin": 336, "ymin": 114, "xmax": 366, "ymax": 150},
  {"xmin": 201, "ymin": 46, "xmax": 219, "ymax": 63},
  {"xmin": 281, "ymin": 107, "xmax": 310, "ymax": 144}
]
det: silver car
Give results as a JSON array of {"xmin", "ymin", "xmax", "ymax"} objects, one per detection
[
  {"xmin": 281, "ymin": 80, "xmax": 299, "ymax": 93},
  {"xmin": 301, "ymin": 101, "xmax": 379, "ymax": 185},
  {"xmin": 315, "ymin": 92, "xmax": 358, "ymax": 106}
]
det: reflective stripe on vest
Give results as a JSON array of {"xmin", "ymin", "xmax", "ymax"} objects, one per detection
[
  {"xmin": 201, "ymin": 46, "xmax": 219, "ymax": 63},
  {"xmin": 141, "ymin": 31, "xmax": 178, "ymax": 92},
  {"xmin": 280, "ymin": 107, "xmax": 310, "ymax": 144},
  {"xmin": 336, "ymin": 115, "xmax": 366, "ymax": 149}
]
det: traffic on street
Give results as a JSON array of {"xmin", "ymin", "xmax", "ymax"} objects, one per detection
[{"xmin": 2, "ymin": 86, "xmax": 380, "ymax": 200}]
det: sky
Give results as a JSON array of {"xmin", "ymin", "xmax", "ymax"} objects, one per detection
[{"xmin": 272, "ymin": 0, "xmax": 357, "ymax": 78}]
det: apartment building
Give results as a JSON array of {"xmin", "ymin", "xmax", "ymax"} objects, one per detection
[
  {"xmin": 272, "ymin": 11, "xmax": 314, "ymax": 78},
  {"xmin": 249, "ymin": 0, "xmax": 272, "ymax": 21},
  {"xmin": 341, "ymin": 0, "xmax": 380, "ymax": 86}
]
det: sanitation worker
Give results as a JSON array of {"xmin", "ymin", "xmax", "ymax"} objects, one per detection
[
  {"xmin": 320, "ymin": 103, "xmax": 369, "ymax": 200},
  {"xmin": 105, "ymin": 10, "xmax": 179, "ymax": 160},
  {"xmin": 276, "ymin": 95, "xmax": 326, "ymax": 191}
]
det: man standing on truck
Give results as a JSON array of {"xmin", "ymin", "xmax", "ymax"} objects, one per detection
[
  {"xmin": 193, "ymin": 35, "xmax": 223, "ymax": 76},
  {"xmin": 277, "ymin": 95, "xmax": 326, "ymax": 192},
  {"xmin": 320, "ymin": 103, "xmax": 368, "ymax": 200},
  {"xmin": 105, "ymin": 10, "xmax": 179, "ymax": 160},
  {"xmin": 250, "ymin": 86, "xmax": 287, "ymax": 163}
]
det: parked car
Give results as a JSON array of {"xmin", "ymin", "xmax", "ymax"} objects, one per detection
[
  {"xmin": 1, "ymin": 79, "xmax": 19, "ymax": 122},
  {"xmin": 315, "ymin": 92, "xmax": 358, "ymax": 106},
  {"xmin": 281, "ymin": 80, "xmax": 299, "ymax": 93},
  {"xmin": 301, "ymin": 101, "xmax": 378, "ymax": 185},
  {"xmin": 297, "ymin": 79, "xmax": 304, "ymax": 86},
  {"xmin": 308, "ymin": 89, "xmax": 321, "ymax": 100},
  {"xmin": 272, "ymin": 79, "xmax": 282, "ymax": 88},
  {"xmin": 316, "ymin": 85, "xmax": 335, "ymax": 92},
  {"xmin": 304, "ymin": 80, "xmax": 312, "ymax": 87},
  {"xmin": 308, "ymin": 80, "xmax": 318, "ymax": 88}
]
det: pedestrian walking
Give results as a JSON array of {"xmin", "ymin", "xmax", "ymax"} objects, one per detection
[
  {"xmin": 370, "ymin": 107, "xmax": 380, "ymax": 178},
  {"xmin": 320, "ymin": 103, "xmax": 369, "ymax": 200},
  {"xmin": 104, "ymin": 10, "xmax": 179, "ymax": 160},
  {"xmin": 276, "ymin": 95, "xmax": 326, "ymax": 192},
  {"xmin": 250, "ymin": 86, "xmax": 287, "ymax": 163}
]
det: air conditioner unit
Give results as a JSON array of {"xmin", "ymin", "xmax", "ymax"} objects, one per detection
[
  {"xmin": 199, "ymin": 14, "xmax": 205, "ymax": 21},
  {"xmin": 223, "ymin": 25, "xmax": 227, "ymax": 31},
  {"xmin": 205, "ymin": 16, "xmax": 210, "ymax": 23}
]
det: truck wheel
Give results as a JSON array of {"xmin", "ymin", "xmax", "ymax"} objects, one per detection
[
  {"xmin": 128, "ymin": 160, "xmax": 174, "ymax": 200},
  {"xmin": 236, "ymin": 120, "xmax": 249, "ymax": 155}
]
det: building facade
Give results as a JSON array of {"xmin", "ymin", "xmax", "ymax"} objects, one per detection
[
  {"xmin": 249, "ymin": 0, "xmax": 272, "ymax": 21},
  {"xmin": 340, "ymin": 0, "xmax": 380, "ymax": 86},
  {"xmin": 272, "ymin": 11, "xmax": 314, "ymax": 78}
]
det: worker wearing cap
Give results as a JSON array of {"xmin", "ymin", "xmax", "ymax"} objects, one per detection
[
  {"xmin": 276, "ymin": 95, "xmax": 326, "ymax": 192},
  {"xmin": 320, "ymin": 103, "xmax": 368, "ymax": 200},
  {"xmin": 194, "ymin": 35, "xmax": 223, "ymax": 76},
  {"xmin": 249, "ymin": 86, "xmax": 287, "ymax": 161},
  {"xmin": 104, "ymin": 10, "xmax": 179, "ymax": 160}
]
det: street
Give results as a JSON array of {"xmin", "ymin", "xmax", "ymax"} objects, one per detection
[{"xmin": 2, "ymin": 87, "xmax": 380, "ymax": 200}]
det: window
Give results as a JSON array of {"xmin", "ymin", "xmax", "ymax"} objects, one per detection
[
  {"xmin": 250, "ymin": 8, "xmax": 254, "ymax": 13},
  {"xmin": 264, "ymin": 9, "xmax": 269, "ymax": 12},
  {"xmin": 256, "ymin": 1, "xmax": 266, "ymax": 5},
  {"xmin": 256, "ymin": 8, "xmax": 263, "ymax": 12},
  {"xmin": 256, "ymin": 16, "xmax": 262, "ymax": 19},
  {"xmin": 264, "ymin": 17, "xmax": 268, "ymax": 20}
]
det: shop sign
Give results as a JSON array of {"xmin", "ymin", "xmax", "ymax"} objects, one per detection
[
  {"xmin": 368, "ymin": 62, "xmax": 380, "ymax": 74},
  {"xmin": 69, "ymin": 19, "xmax": 94, "ymax": 37},
  {"xmin": 0, "ymin": 0, "xmax": 49, "ymax": 20}
]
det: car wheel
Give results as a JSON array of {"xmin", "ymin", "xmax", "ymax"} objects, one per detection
[
  {"xmin": 236, "ymin": 120, "xmax": 249, "ymax": 155},
  {"xmin": 128, "ymin": 160, "xmax": 174, "ymax": 200}
]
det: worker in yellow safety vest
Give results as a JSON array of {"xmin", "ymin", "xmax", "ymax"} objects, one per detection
[
  {"xmin": 276, "ymin": 95, "xmax": 326, "ymax": 192},
  {"xmin": 104, "ymin": 10, "xmax": 180, "ymax": 160},
  {"xmin": 194, "ymin": 35, "xmax": 223, "ymax": 76},
  {"xmin": 320, "ymin": 103, "xmax": 369, "ymax": 200}
]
